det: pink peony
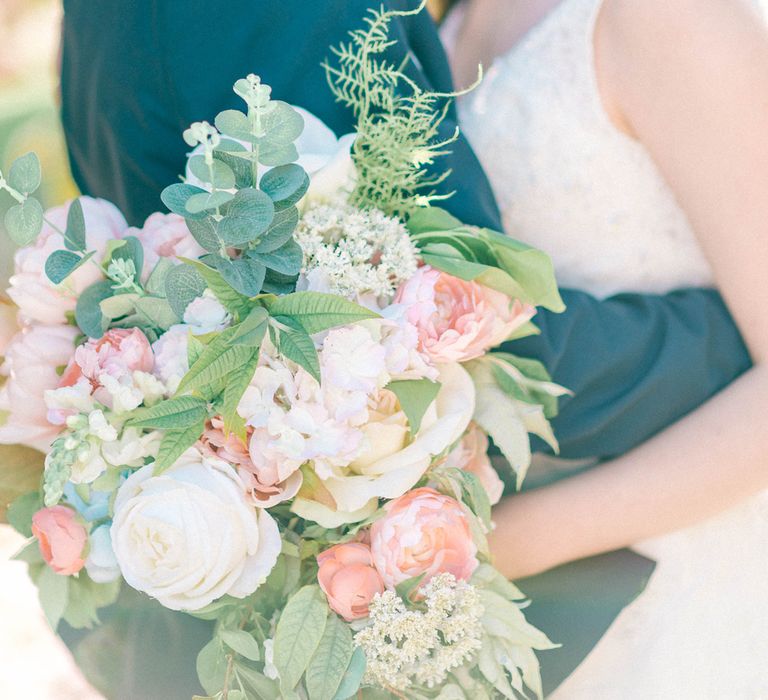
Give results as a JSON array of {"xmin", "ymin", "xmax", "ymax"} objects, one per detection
[
  {"xmin": 370, "ymin": 487, "xmax": 479, "ymax": 589},
  {"xmin": 445, "ymin": 423, "xmax": 505, "ymax": 505},
  {"xmin": 394, "ymin": 266, "xmax": 536, "ymax": 363},
  {"xmin": 123, "ymin": 212, "xmax": 204, "ymax": 278},
  {"xmin": 7, "ymin": 197, "xmax": 127, "ymax": 325},
  {"xmin": 317, "ymin": 542, "xmax": 384, "ymax": 620},
  {"xmin": 0, "ymin": 324, "xmax": 78, "ymax": 451},
  {"xmin": 59, "ymin": 328, "xmax": 154, "ymax": 389},
  {"xmin": 200, "ymin": 417, "xmax": 303, "ymax": 508},
  {"xmin": 31, "ymin": 506, "xmax": 88, "ymax": 575},
  {"xmin": 0, "ymin": 298, "xmax": 19, "ymax": 356}
]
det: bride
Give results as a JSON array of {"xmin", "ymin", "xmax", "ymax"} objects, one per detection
[{"xmin": 441, "ymin": 0, "xmax": 768, "ymax": 696}]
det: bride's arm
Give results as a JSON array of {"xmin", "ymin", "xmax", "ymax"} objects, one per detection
[{"xmin": 490, "ymin": 0, "xmax": 768, "ymax": 579}]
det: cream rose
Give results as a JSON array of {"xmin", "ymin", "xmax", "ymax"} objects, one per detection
[
  {"xmin": 111, "ymin": 449, "xmax": 281, "ymax": 611},
  {"xmin": 292, "ymin": 362, "xmax": 476, "ymax": 528}
]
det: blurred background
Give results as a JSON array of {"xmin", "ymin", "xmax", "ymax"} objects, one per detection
[{"xmin": 0, "ymin": 2, "xmax": 99, "ymax": 698}]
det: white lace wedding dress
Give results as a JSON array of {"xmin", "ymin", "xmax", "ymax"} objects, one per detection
[{"xmin": 444, "ymin": 0, "xmax": 768, "ymax": 697}]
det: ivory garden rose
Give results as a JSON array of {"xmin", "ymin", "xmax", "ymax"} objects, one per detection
[
  {"xmin": 111, "ymin": 450, "xmax": 281, "ymax": 611},
  {"xmin": 395, "ymin": 266, "xmax": 536, "ymax": 363}
]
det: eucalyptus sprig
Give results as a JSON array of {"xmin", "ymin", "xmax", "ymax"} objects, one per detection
[{"xmin": 1, "ymin": 152, "xmax": 44, "ymax": 246}]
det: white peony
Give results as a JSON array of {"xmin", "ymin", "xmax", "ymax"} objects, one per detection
[
  {"xmin": 292, "ymin": 362, "xmax": 476, "ymax": 528},
  {"xmin": 183, "ymin": 290, "xmax": 231, "ymax": 335},
  {"xmin": 111, "ymin": 450, "xmax": 281, "ymax": 611}
]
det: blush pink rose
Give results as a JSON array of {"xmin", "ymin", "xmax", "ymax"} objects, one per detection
[
  {"xmin": 317, "ymin": 542, "xmax": 385, "ymax": 621},
  {"xmin": 370, "ymin": 487, "xmax": 479, "ymax": 589},
  {"xmin": 59, "ymin": 328, "xmax": 154, "ymax": 389},
  {"xmin": 445, "ymin": 423, "xmax": 504, "ymax": 505},
  {"xmin": 31, "ymin": 506, "xmax": 88, "ymax": 575},
  {"xmin": 394, "ymin": 266, "xmax": 536, "ymax": 363},
  {"xmin": 123, "ymin": 212, "xmax": 205, "ymax": 278},
  {"xmin": 7, "ymin": 197, "xmax": 127, "ymax": 325},
  {"xmin": 200, "ymin": 418, "xmax": 303, "ymax": 508},
  {"xmin": 0, "ymin": 324, "xmax": 78, "ymax": 451}
]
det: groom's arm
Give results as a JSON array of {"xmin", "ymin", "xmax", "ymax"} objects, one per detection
[{"xmin": 60, "ymin": 0, "xmax": 752, "ymax": 461}]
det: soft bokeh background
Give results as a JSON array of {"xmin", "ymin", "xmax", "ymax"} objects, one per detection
[{"xmin": 0, "ymin": 1, "xmax": 100, "ymax": 697}]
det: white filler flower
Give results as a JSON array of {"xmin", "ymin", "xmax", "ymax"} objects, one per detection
[{"xmin": 111, "ymin": 449, "xmax": 281, "ymax": 611}]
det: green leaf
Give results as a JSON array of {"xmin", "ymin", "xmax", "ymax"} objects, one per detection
[
  {"xmin": 76, "ymin": 280, "xmax": 114, "ymax": 338},
  {"xmin": 332, "ymin": 647, "xmax": 366, "ymax": 700},
  {"xmin": 62, "ymin": 575, "xmax": 121, "ymax": 630},
  {"xmin": 37, "ymin": 565, "xmax": 70, "ymax": 630},
  {"xmin": 196, "ymin": 638, "xmax": 228, "ymax": 696},
  {"xmin": 258, "ymin": 142, "xmax": 300, "ymax": 168},
  {"xmin": 0, "ymin": 445, "xmax": 45, "ymax": 523},
  {"xmin": 186, "ymin": 190, "xmax": 235, "ymax": 215},
  {"xmin": 228, "ymin": 307, "xmax": 269, "ymax": 346},
  {"xmin": 145, "ymin": 258, "xmax": 175, "ymax": 296},
  {"xmin": 251, "ymin": 205, "xmax": 299, "ymax": 253},
  {"xmin": 220, "ymin": 629, "xmax": 261, "ymax": 662},
  {"xmin": 7, "ymin": 152, "xmax": 41, "ymax": 194},
  {"xmin": 7, "ymin": 491, "xmax": 42, "ymax": 537},
  {"xmin": 127, "ymin": 396, "xmax": 209, "ymax": 430},
  {"xmin": 177, "ymin": 332, "xmax": 254, "ymax": 396},
  {"xmin": 4, "ymin": 196, "xmax": 43, "ymax": 246},
  {"xmin": 188, "ymin": 155, "xmax": 236, "ymax": 190},
  {"xmin": 273, "ymin": 585, "xmax": 329, "ymax": 691},
  {"xmin": 305, "ymin": 614, "xmax": 354, "ymax": 700},
  {"xmin": 260, "ymin": 164, "xmax": 309, "ymax": 207},
  {"xmin": 45, "ymin": 250, "xmax": 84, "ymax": 284},
  {"xmin": 394, "ymin": 573, "xmax": 427, "ymax": 604},
  {"xmin": 99, "ymin": 293, "xmax": 137, "ymax": 321},
  {"xmin": 479, "ymin": 228, "xmax": 565, "ymax": 313},
  {"xmin": 234, "ymin": 662, "xmax": 280, "ymax": 699},
  {"xmin": 109, "ymin": 235, "xmax": 144, "ymax": 279},
  {"xmin": 220, "ymin": 351, "xmax": 259, "ymax": 440},
  {"xmin": 165, "ymin": 264, "xmax": 207, "ymax": 318},
  {"xmin": 386, "ymin": 379, "xmax": 441, "ymax": 435},
  {"xmin": 214, "ymin": 141, "xmax": 253, "ymax": 189},
  {"xmin": 267, "ymin": 292, "xmax": 379, "ymax": 335},
  {"xmin": 187, "ymin": 217, "xmax": 226, "ymax": 253},
  {"xmin": 64, "ymin": 198, "xmax": 87, "ymax": 251},
  {"xmin": 180, "ymin": 258, "xmax": 251, "ymax": 319},
  {"xmin": 259, "ymin": 101, "xmax": 305, "ymax": 147},
  {"xmin": 270, "ymin": 322, "xmax": 320, "ymax": 382},
  {"xmin": 491, "ymin": 354, "xmax": 568, "ymax": 420},
  {"xmin": 214, "ymin": 109, "xmax": 252, "ymax": 142},
  {"xmin": 134, "ymin": 296, "xmax": 180, "ymax": 331},
  {"xmin": 153, "ymin": 420, "xmax": 206, "ymax": 474},
  {"xmin": 406, "ymin": 206, "xmax": 462, "ymax": 235},
  {"xmin": 214, "ymin": 256, "xmax": 266, "ymax": 297},
  {"xmin": 454, "ymin": 467, "xmax": 493, "ymax": 530},
  {"xmin": 219, "ymin": 188, "xmax": 275, "ymax": 246},
  {"xmin": 161, "ymin": 183, "xmax": 210, "ymax": 220},
  {"xmin": 249, "ymin": 239, "xmax": 302, "ymax": 276}
]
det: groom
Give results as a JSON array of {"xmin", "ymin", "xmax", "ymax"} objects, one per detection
[{"xmin": 59, "ymin": 0, "xmax": 751, "ymax": 697}]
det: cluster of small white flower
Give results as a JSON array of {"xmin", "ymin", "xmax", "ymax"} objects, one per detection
[
  {"xmin": 295, "ymin": 203, "xmax": 419, "ymax": 302},
  {"xmin": 355, "ymin": 573, "xmax": 485, "ymax": 692}
]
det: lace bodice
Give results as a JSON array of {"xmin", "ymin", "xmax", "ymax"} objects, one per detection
[{"xmin": 443, "ymin": 0, "xmax": 715, "ymax": 298}]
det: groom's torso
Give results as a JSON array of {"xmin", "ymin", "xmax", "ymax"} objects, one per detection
[{"xmin": 60, "ymin": 0, "xmax": 458, "ymax": 225}]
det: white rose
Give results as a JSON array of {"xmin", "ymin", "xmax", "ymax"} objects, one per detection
[
  {"xmin": 85, "ymin": 524, "xmax": 120, "ymax": 583},
  {"xmin": 111, "ymin": 450, "xmax": 281, "ymax": 611},
  {"xmin": 292, "ymin": 362, "xmax": 476, "ymax": 528}
]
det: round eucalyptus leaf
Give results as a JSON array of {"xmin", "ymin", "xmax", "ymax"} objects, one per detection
[
  {"xmin": 186, "ymin": 217, "xmax": 225, "ymax": 253},
  {"xmin": 214, "ymin": 109, "xmax": 252, "ymax": 142},
  {"xmin": 251, "ymin": 205, "xmax": 299, "ymax": 253},
  {"xmin": 4, "ymin": 196, "xmax": 43, "ymax": 246},
  {"xmin": 160, "ymin": 183, "xmax": 209, "ymax": 220},
  {"xmin": 249, "ymin": 238, "xmax": 303, "ymax": 276},
  {"xmin": 213, "ymin": 149, "xmax": 253, "ymax": 189},
  {"xmin": 75, "ymin": 280, "xmax": 114, "ymax": 338},
  {"xmin": 165, "ymin": 264, "xmax": 207, "ymax": 318},
  {"xmin": 260, "ymin": 101, "xmax": 304, "ymax": 145},
  {"xmin": 45, "ymin": 250, "xmax": 83, "ymax": 285},
  {"xmin": 257, "ymin": 142, "xmax": 299, "ymax": 168},
  {"xmin": 7, "ymin": 152, "xmax": 42, "ymax": 195},
  {"xmin": 218, "ymin": 188, "xmax": 275, "ymax": 246},
  {"xmin": 187, "ymin": 155, "xmax": 236, "ymax": 190},
  {"xmin": 214, "ymin": 256, "xmax": 266, "ymax": 297},
  {"xmin": 185, "ymin": 190, "xmax": 235, "ymax": 215},
  {"xmin": 259, "ymin": 164, "xmax": 309, "ymax": 207}
]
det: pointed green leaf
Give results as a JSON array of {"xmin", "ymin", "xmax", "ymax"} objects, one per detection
[
  {"xmin": 4, "ymin": 196, "xmax": 43, "ymax": 246},
  {"xmin": 220, "ymin": 629, "xmax": 261, "ymax": 662},
  {"xmin": 271, "ymin": 322, "xmax": 320, "ymax": 382},
  {"xmin": 385, "ymin": 379, "xmax": 441, "ymax": 435},
  {"xmin": 196, "ymin": 638, "xmax": 228, "ymax": 696},
  {"xmin": 267, "ymin": 292, "xmax": 379, "ymax": 334},
  {"xmin": 273, "ymin": 585, "xmax": 329, "ymax": 691},
  {"xmin": 177, "ymin": 330, "xmax": 255, "ymax": 396},
  {"xmin": 127, "ymin": 396, "xmax": 208, "ymax": 430},
  {"xmin": 36, "ymin": 565, "xmax": 70, "ymax": 630},
  {"xmin": 134, "ymin": 296, "xmax": 180, "ymax": 331},
  {"xmin": 305, "ymin": 614, "xmax": 354, "ymax": 700},
  {"xmin": 331, "ymin": 647, "xmax": 366, "ymax": 700},
  {"xmin": 0, "ymin": 444, "xmax": 45, "ymax": 524},
  {"xmin": 153, "ymin": 420, "xmax": 207, "ymax": 474},
  {"xmin": 7, "ymin": 491, "xmax": 43, "ymax": 537},
  {"xmin": 8, "ymin": 152, "xmax": 41, "ymax": 194}
]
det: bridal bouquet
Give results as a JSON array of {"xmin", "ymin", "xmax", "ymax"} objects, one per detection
[{"xmin": 0, "ymin": 5, "xmax": 566, "ymax": 699}]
